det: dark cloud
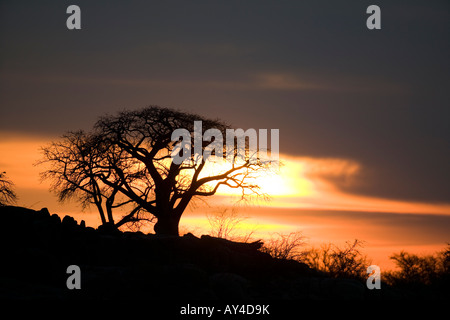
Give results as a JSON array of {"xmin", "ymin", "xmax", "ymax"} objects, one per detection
[{"xmin": 0, "ymin": 1, "xmax": 449, "ymax": 203}]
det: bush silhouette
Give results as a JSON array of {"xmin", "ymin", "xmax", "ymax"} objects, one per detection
[
  {"xmin": 385, "ymin": 245, "xmax": 449, "ymax": 291},
  {"xmin": 300, "ymin": 240, "xmax": 370, "ymax": 281},
  {"xmin": 260, "ymin": 231, "xmax": 306, "ymax": 261},
  {"xmin": 0, "ymin": 171, "xmax": 17, "ymax": 206}
]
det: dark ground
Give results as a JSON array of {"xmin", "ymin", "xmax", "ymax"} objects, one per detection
[{"xmin": 0, "ymin": 206, "xmax": 445, "ymax": 302}]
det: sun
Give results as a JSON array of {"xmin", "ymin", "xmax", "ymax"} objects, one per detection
[{"xmin": 206, "ymin": 155, "xmax": 316, "ymax": 198}]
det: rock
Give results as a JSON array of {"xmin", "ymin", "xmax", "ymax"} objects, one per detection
[
  {"xmin": 39, "ymin": 207, "xmax": 50, "ymax": 216},
  {"xmin": 320, "ymin": 278, "xmax": 366, "ymax": 300},
  {"xmin": 97, "ymin": 223, "xmax": 121, "ymax": 236},
  {"xmin": 210, "ymin": 272, "xmax": 249, "ymax": 299},
  {"xmin": 62, "ymin": 215, "xmax": 77, "ymax": 226},
  {"xmin": 200, "ymin": 235, "xmax": 263, "ymax": 252},
  {"xmin": 50, "ymin": 214, "xmax": 61, "ymax": 224}
]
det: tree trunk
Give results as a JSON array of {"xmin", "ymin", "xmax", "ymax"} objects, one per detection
[
  {"xmin": 153, "ymin": 212, "xmax": 180, "ymax": 236},
  {"xmin": 105, "ymin": 202, "xmax": 115, "ymax": 225},
  {"xmin": 94, "ymin": 200, "xmax": 107, "ymax": 226}
]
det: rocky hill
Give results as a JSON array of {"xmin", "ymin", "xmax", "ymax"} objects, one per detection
[{"xmin": 0, "ymin": 205, "xmax": 378, "ymax": 300}]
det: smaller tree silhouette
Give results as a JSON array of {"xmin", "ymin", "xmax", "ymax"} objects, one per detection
[
  {"xmin": 302, "ymin": 239, "xmax": 370, "ymax": 280},
  {"xmin": 0, "ymin": 171, "xmax": 17, "ymax": 206},
  {"xmin": 385, "ymin": 246, "xmax": 449, "ymax": 287}
]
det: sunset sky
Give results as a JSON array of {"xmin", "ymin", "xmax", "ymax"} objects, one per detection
[{"xmin": 1, "ymin": 1, "xmax": 449, "ymax": 269}]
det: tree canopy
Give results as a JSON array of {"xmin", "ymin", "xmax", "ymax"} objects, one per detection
[{"xmin": 40, "ymin": 106, "xmax": 274, "ymax": 235}]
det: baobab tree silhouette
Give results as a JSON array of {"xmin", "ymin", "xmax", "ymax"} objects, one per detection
[{"xmin": 40, "ymin": 106, "xmax": 274, "ymax": 235}]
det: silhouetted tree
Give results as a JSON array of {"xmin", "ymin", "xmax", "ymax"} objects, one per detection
[
  {"xmin": 385, "ymin": 246, "xmax": 449, "ymax": 287},
  {"xmin": 0, "ymin": 171, "xmax": 17, "ymax": 206},
  {"xmin": 302, "ymin": 239, "xmax": 370, "ymax": 280},
  {"xmin": 40, "ymin": 106, "xmax": 273, "ymax": 235},
  {"xmin": 39, "ymin": 131, "xmax": 151, "ymax": 228}
]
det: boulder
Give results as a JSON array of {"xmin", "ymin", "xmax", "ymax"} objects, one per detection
[{"xmin": 210, "ymin": 272, "xmax": 249, "ymax": 299}]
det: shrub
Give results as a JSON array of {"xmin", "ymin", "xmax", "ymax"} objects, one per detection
[
  {"xmin": 384, "ymin": 245, "xmax": 449, "ymax": 289},
  {"xmin": 301, "ymin": 239, "xmax": 370, "ymax": 281},
  {"xmin": 260, "ymin": 231, "xmax": 306, "ymax": 260}
]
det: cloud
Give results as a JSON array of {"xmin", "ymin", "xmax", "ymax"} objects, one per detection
[
  {"xmin": 223, "ymin": 154, "xmax": 450, "ymax": 215},
  {"xmin": 145, "ymin": 41, "xmax": 257, "ymax": 57},
  {"xmin": 253, "ymin": 73, "xmax": 320, "ymax": 91}
]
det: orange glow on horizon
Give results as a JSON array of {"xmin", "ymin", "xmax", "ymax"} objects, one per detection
[
  {"xmin": 0, "ymin": 133, "xmax": 49, "ymax": 190},
  {"xmin": 1, "ymin": 133, "xmax": 448, "ymax": 270},
  {"xmin": 1, "ymin": 134, "xmax": 449, "ymax": 216},
  {"xmin": 212, "ymin": 154, "xmax": 450, "ymax": 216}
]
